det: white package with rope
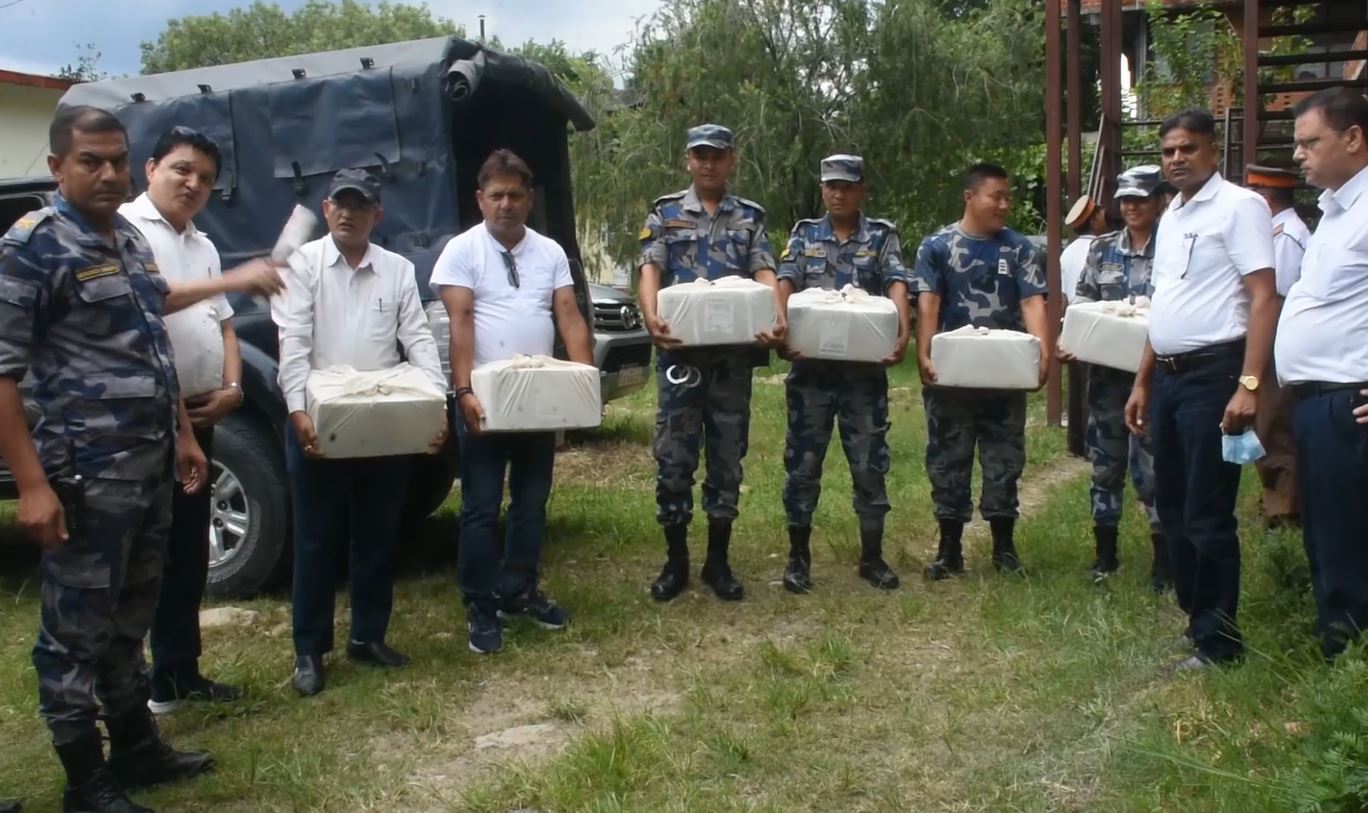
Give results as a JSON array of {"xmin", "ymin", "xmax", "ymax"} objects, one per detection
[
  {"xmin": 657, "ymin": 277, "xmax": 775, "ymax": 347},
  {"xmin": 1059, "ymin": 298, "xmax": 1150, "ymax": 373},
  {"xmin": 929, "ymin": 326, "xmax": 1041, "ymax": 390},
  {"xmin": 165, "ymin": 301, "xmax": 224, "ymax": 397},
  {"xmin": 472, "ymin": 355, "xmax": 602, "ymax": 432},
  {"xmin": 305, "ymin": 363, "xmax": 446, "ymax": 458},
  {"xmin": 268, "ymin": 205, "xmax": 320, "ymax": 328},
  {"xmin": 786, "ymin": 285, "xmax": 899, "ymax": 362}
]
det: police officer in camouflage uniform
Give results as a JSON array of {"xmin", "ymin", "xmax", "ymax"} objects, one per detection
[
  {"xmin": 1060, "ymin": 165, "xmax": 1172, "ymax": 589},
  {"xmin": 638, "ymin": 124, "xmax": 783, "ymax": 602},
  {"xmin": 913, "ymin": 163, "xmax": 1051, "ymax": 579},
  {"xmin": 776, "ymin": 155, "xmax": 911, "ymax": 593},
  {"xmin": 0, "ymin": 107, "xmax": 214, "ymax": 813}
]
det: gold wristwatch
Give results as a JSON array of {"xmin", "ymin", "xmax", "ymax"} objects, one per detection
[{"xmin": 1238, "ymin": 375, "xmax": 1260, "ymax": 393}]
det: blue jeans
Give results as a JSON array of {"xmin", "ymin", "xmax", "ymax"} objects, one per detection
[
  {"xmin": 457, "ymin": 426, "xmax": 556, "ymax": 611},
  {"xmin": 1292, "ymin": 385, "xmax": 1368, "ymax": 659},
  {"xmin": 1149, "ymin": 352, "xmax": 1245, "ymax": 662},
  {"xmin": 285, "ymin": 423, "xmax": 412, "ymax": 656}
]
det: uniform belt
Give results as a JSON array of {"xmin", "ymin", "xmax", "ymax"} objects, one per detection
[
  {"xmin": 1153, "ymin": 339, "xmax": 1245, "ymax": 375},
  {"xmin": 1289, "ymin": 381, "xmax": 1367, "ymax": 401}
]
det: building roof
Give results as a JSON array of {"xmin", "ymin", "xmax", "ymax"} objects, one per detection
[{"xmin": 0, "ymin": 69, "xmax": 73, "ymax": 92}]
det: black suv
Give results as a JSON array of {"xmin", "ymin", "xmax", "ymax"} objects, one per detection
[{"xmin": 1, "ymin": 36, "xmax": 651, "ymax": 595}]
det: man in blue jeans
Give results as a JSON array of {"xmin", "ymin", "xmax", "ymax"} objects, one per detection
[
  {"xmin": 1125, "ymin": 110, "xmax": 1278, "ymax": 671},
  {"xmin": 430, "ymin": 149, "xmax": 594, "ymax": 655},
  {"xmin": 278, "ymin": 169, "xmax": 447, "ymax": 695}
]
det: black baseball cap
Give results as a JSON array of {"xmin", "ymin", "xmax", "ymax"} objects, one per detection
[{"xmin": 328, "ymin": 168, "xmax": 381, "ymax": 204}]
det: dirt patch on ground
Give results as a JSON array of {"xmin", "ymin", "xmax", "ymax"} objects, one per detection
[{"xmin": 554, "ymin": 440, "xmax": 654, "ymax": 490}]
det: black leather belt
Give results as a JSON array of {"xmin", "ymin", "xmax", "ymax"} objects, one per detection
[
  {"xmin": 1153, "ymin": 339, "xmax": 1245, "ymax": 375},
  {"xmin": 1290, "ymin": 381, "xmax": 1367, "ymax": 401}
]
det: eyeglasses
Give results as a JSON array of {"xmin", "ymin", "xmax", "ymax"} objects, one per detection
[
  {"xmin": 500, "ymin": 250, "xmax": 520, "ymax": 288},
  {"xmin": 1293, "ymin": 129, "xmax": 1344, "ymax": 152}
]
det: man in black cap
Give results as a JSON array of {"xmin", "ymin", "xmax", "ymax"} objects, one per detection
[{"xmin": 277, "ymin": 168, "xmax": 447, "ymax": 696}]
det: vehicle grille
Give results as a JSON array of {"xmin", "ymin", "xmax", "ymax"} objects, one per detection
[{"xmin": 594, "ymin": 301, "xmax": 644, "ymax": 332}]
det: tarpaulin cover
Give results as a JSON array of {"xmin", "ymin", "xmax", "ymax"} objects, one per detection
[
  {"xmin": 471, "ymin": 355, "xmax": 601, "ymax": 432},
  {"xmin": 786, "ymin": 284, "xmax": 898, "ymax": 362},
  {"xmin": 657, "ymin": 277, "xmax": 775, "ymax": 347},
  {"xmin": 1059, "ymin": 299, "xmax": 1150, "ymax": 373},
  {"xmin": 930, "ymin": 326, "xmax": 1041, "ymax": 390},
  {"xmin": 306, "ymin": 363, "xmax": 445, "ymax": 458}
]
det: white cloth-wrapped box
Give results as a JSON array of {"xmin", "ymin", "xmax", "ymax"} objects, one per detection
[
  {"xmin": 306, "ymin": 363, "xmax": 445, "ymax": 458},
  {"xmin": 165, "ymin": 302, "xmax": 224, "ymax": 398},
  {"xmin": 786, "ymin": 285, "xmax": 899, "ymax": 362},
  {"xmin": 1059, "ymin": 299, "xmax": 1150, "ymax": 373},
  {"xmin": 472, "ymin": 355, "xmax": 602, "ymax": 432},
  {"xmin": 930, "ymin": 326, "xmax": 1041, "ymax": 390},
  {"xmin": 657, "ymin": 277, "xmax": 775, "ymax": 347}
]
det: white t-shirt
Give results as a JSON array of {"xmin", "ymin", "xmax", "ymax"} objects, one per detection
[
  {"xmin": 1271, "ymin": 207, "xmax": 1310, "ymax": 297},
  {"xmin": 1060, "ymin": 235, "xmax": 1096, "ymax": 302},
  {"xmin": 1276, "ymin": 163, "xmax": 1368, "ymax": 385},
  {"xmin": 429, "ymin": 223, "xmax": 573, "ymax": 367},
  {"xmin": 1148, "ymin": 173, "xmax": 1275, "ymax": 356}
]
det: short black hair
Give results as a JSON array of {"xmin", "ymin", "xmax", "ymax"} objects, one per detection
[
  {"xmin": 150, "ymin": 126, "xmax": 222, "ymax": 180},
  {"xmin": 1266, "ymin": 186, "xmax": 1296, "ymax": 208},
  {"xmin": 49, "ymin": 105, "xmax": 126, "ymax": 157},
  {"xmin": 963, "ymin": 162, "xmax": 1009, "ymax": 192},
  {"xmin": 1159, "ymin": 108, "xmax": 1216, "ymax": 139},
  {"xmin": 478, "ymin": 148, "xmax": 534, "ymax": 189},
  {"xmin": 1292, "ymin": 87, "xmax": 1368, "ymax": 135}
]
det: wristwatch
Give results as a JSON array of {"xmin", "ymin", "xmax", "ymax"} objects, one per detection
[
  {"xmin": 1238, "ymin": 375, "xmax": 1260, "ymax": 393},
  {"xmin": 227, "ymin": 381, "xmax": 244, "ymax": 404}
]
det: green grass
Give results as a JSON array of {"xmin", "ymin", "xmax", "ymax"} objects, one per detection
[{"xmin": 1, "ymin": 361, "xmax": 1364, "ymax": 812}]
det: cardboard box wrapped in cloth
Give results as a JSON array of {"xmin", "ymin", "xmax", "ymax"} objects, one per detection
[
  {"xmin": 472, "ymin": 355, "xmax": 602, "ymax": 432},
  {"xmin": 305, "ymin": 363, "xmax": 446, "ymax": 458},
  {"xmin": 929, "ymin": 326, "xmax": 1041, "ymax": 390},
  {"xmin": 1058, "ymin": 299, "xmax": 1149, "ymax": 374},
  {"xmin": 786, "ymin": 285, "xmax": 899, "ymax": 363},
  {"xmin": 657, "ymin": 276, "xmax": 775, "ymax": 347}
]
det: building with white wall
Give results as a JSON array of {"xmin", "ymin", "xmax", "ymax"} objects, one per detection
[{"xmin": 0, "ymin": 70, "xmax": 73, "ymax": 178}]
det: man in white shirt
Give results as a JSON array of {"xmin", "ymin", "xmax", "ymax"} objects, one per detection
[
  {"xmin": 278, "ymin": 168, "xmax": 446, "ymax": 696},
  {"xmin": 1276, "ymin": 88, "xmax": 1368, "ymax": 660},
  {"xmin": 120, "ymin": 126, "xmax": 284, "ymax": 713},
  {"xmin": 1245, "ymin": 164, "xmax": 1310, "ymax": 530},
  {"xmin": 1124, "ymin": 109, "xmax": 1279, "ymax": 671},
  {"xmin": 431, "ymin": 149, "xmax": 593, "ymax": 657},
  {"xmin": 1061, "ymin": 194, "xmax": 1108, "ymax": 304}
]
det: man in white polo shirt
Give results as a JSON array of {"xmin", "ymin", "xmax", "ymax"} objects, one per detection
[
  {"xmin": 431, "ymin": 149, "xmax": 593, "ymax": 657},
  {"xmin": 1276, "ymin": 88, "xmax": 1368, "ymax": 661},
  {"xmin": 278, "ymin": 168, "xmax": 446, "ymax": 697},
  {"xmin": 120, "ymin": 126, "xmax": 284, "ymax": 713},
  {"xmin": 1124, "ymin": 109, "xmax": 1278, "ymax": 671}
]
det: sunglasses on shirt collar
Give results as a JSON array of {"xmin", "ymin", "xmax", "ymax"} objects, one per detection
[{"xmin": 500, "ymin": 250, "xmax": 520, "ymax": 288}]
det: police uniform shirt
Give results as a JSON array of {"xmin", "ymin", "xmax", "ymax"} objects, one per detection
[
  {"xmin": 638, "ymin": 186, "xmax": 775, "ymax": 284},
  {"xmin": 777, "ymin": 213, "xmax": 910, "ymax": 294},
  {"xmin": 1148, "ymin": 173, "xmax": 1275, "ymax": 356},
  {"xmin": 911, "ymin": 224, "xmax": 1047, "ymax": 332},
  {"xmin": 1275, "ymin": 163, "xmax": 1368, "ymax": 385},
  {"xmin": 1073, "ymin": 227, "xmax": 1155, "ymax": 303},
  {"xmin": 1271, "ymin": 207, "xmax": 1310, "ymax": 297},
  {"xmin": 0, "ymin": 195, "xmax": 180, "ymax": 475}
]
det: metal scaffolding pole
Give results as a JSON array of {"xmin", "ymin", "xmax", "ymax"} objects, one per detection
[{"xmin": 1046, "ymin": 0, "xmax": 1065, "ymax": 427}]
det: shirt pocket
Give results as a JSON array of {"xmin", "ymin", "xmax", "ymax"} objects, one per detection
[
  {"xmin": 72, "ymin": 273, "xmax": 136, "ymax": 337},
  {"xmin": 1300, "ymin": 246, "xmax": 1368, "ymax": 301},
  {"xmin": 721, "ymin": 229, "xmax": 752, "ymax": 274},
  {"xmin": 367, "ymin": 296, "xmax": 399, "ymax": 344},
  {"xmin": 1096, "ymin": 260, "xmax": 1129, "ymax": 300},
  {"xmin": 71, "ymin": 372, "xmax": 167, "ymax": 442},
  {"xmin": 1182, "ymin": 230, "xmax": 1225, "ymax": 280},
  {"xmin": 852, "ymin": 253, "xmax": 879, "ymax": 291},
  {"xmin": 663, "ymin": 230, "xmax": 698, "ymax": 280}
]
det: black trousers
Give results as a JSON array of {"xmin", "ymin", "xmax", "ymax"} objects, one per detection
[{"xmin": 148, "ymin": 426, "xmax": 213, "ymax": 681}]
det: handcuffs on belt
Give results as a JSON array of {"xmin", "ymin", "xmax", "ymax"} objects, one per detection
[{"xmin": 665, "ymin": 363, "xmax": 703, "ymax": 389}]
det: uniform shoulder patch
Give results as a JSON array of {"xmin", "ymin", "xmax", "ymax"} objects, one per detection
[
  {"xmin": 731, "ymin": 195, "xmax": 766, "ymax": 214},
  {"xmin": 866, "ymin": 217, "xmax": 897, "ymax": 231},
  {"xmin": 2, "ymin": 208, "xmax": 53, "ymax": 245},
  {"xmin": 651, "ymin": 190, "xmax": 689, "ymax": 207},
  {"xmin": 639, "ymin": 226, "xmax": 654, "ymax": 241},
  {"xmin": 1272, "ymin": 223, "xmax": 1285, "ymax": 237}
]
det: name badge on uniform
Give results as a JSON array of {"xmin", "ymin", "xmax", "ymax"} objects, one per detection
[
  {"xmin": 997, "ymin": 258, "xmax": 1011, "ymax": 277},
  {"xmin": 75, "ymin": 264, "xmax": 120, "ymax": 283},
  {"xmin": 664, "ymin": 219, "xmax": 694, "ymax": 229},
  {"xmin": 803, "ymin": 247, "xmax": 827, "ymax": 258},
  {"xmin": 854, "ymin": 248, "xmax": 876, "ymax": 258}
]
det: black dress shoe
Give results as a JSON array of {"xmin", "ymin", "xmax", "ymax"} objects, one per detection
[
  {"xmin": 346, "ymin": 640, "xmax": 411, "ymax": 668},
  {"xmin": 292, "ymin": 655, "xmax": 325, "ymax": 697}
]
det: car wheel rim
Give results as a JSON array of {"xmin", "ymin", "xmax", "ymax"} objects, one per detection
[{"xmin": 208, "ymin": 461, "xmax": 251, "ymax": 570}]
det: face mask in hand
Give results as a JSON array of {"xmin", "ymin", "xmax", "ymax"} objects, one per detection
[{"xmin": 1221, "ymin": 428, "xmax": 1266, "ymax": 465}]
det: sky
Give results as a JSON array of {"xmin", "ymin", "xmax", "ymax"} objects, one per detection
[{"xmin": 0, "ymin": 0, "xmax": 663, "ymax": 79}]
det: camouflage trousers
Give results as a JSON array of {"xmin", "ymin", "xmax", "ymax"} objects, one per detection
[
  {"xmin": 1086, "ymin": 366, "xmax": 1161, "ymax": 530},
  {"xmin": 654, "ymin": 352, "xmax": 754, "ymax": 527},
  {"xmin": 32, "ymin": 442, "xmax": 173, "ymax": 745},
  {"xmin": 783, "ymin": 362, "xmax": 890, "ymax": 527},
  {"xmin": 923, "ymin": 387, "xmax": 1027, "ymax": 522}
]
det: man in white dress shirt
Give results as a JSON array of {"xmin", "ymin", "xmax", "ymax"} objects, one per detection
[
  {"xmin": 1276, "ymin": 88, "xmax": 1368, "ymax": 661},
  {"xmin": 278, "ymin": 168, "xmax": 446, "ymax": 696},
  {"xmin": 1124, "ymin": 109, "xmax": 1278, "ymax": 671},
  {"xmin": 1245, "ymin": 164, "xmax": 1310, "ymax": 530},
  {"xmin": 120, "ymin": 126, "xmax": 284, "ymax": 713},
  {"xmin": 430, "ymin": 149, "xmax": 593, "ymax": 657}
]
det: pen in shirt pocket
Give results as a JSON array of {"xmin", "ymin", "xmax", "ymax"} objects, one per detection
[{"xmin": 1178, "ymin": 233, "xmax": 1199, "ymax": 279}]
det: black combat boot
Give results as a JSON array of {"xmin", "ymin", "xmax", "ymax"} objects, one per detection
[
  {"xmin": 0, "ymin": 801, "xmax": 19, "ymax": 813},
  {"xmin": 782, "ymin": 526, "xmax": 813, "ymax": 594},
  {"xmin": 106, "ymin": 707, "xmax": 213, "ymax": 791},
  {"xmin": 700, "ymin": 518, "xmax": 744, "ymax": 601},
  {"xmin": 990, "ymin": 517, "xmax": 1024, "ymax": 576},
  {"xmin": 1089, "ymin": 525, "xmax": 1120, "ymax": 582},
  {"xmin": 1149, "ymin": 532, "xmax": 1173, "ymax": 593},
  {"xmin": 924, "ymin": 519, "xmax": 965, "ymax": 580},
  {"xmin": 56, "ymin": 731, "xmax": 151, "ymax": 813},
  {"xmin": 650, "ymin": 524, "xmax": 690, "ymax": 602},
  {"xmin": 857, "ymin": 520, "xmax": 899, "ymax": 590}
]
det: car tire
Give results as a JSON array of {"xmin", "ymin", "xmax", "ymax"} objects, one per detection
[
  {"xmin": 206, "ymin": 413, "xmax": 291, "ymax": 598},
  {"xmin": 402, "ymin": 448, "xmax": 458, "ymax": 525}
]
